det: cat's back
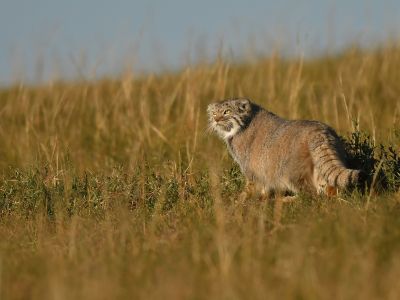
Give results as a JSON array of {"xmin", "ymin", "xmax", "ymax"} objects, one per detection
[
  {"xmin": 243, "ymin": 108, "xmax": 287, "ymax": 139},
  {"xmin": 242, "ymin": 109, "xmax": 328, "ymax": 149}
]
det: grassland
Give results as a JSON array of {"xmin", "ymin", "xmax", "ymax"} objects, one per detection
[{"xmin": 0, "ymin": 44, "xmax": 400, "ymax": 299}]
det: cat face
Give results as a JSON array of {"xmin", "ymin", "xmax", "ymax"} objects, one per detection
[{"xmin": 207, "ymin": 98, "xmax": 252, "ymax": 139}]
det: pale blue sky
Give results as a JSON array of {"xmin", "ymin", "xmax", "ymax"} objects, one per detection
[{"xmin": 1, "ymin": 0, "xmax": 399, "ymax": 85}]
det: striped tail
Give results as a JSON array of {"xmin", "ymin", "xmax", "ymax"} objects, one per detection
[{"xmin": 309, "ymin": 128, "xmax": 364, "ymax": 189}]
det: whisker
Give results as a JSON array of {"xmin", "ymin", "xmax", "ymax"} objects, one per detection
[{"xmin": 206, "ymin": 122, "xmax": 216, "ymax": 134}]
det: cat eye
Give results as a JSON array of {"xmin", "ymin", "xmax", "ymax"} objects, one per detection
[{"xmin": 223, "ymin": 109, "xmax": 231, "ymax": 115}]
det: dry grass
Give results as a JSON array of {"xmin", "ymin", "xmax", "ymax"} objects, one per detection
[{"xmin": 0, "ymin": 44, "xmax": 400, "ymax": 299}]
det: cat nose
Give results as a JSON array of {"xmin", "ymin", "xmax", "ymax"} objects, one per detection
[{"xmin": 214, "ymin": 115, "xmax": 223, "ymax": 122}]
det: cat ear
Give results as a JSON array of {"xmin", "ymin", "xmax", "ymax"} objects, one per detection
[{"xmin": 238, "ymin": 98, "xmax": 251, "ymax": 111}]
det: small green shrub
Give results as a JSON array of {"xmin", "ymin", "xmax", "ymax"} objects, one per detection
[{"xmin": 344, "ymin": 128, "xmax": 400, "ymax": 192}]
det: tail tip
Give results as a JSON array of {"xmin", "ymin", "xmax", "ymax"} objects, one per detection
[{"xmin": 353, "ymin": 169, "xmax": 367, "ymax": 190}]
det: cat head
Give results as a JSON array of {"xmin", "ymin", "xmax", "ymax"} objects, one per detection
[{"xmin": 207, "ymin": 98, "xmax": 254, "ymax": 139}]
